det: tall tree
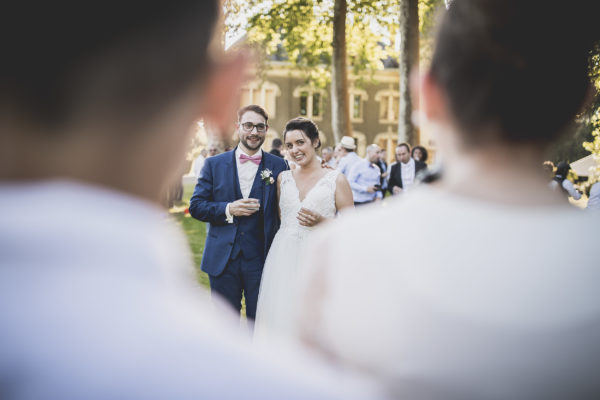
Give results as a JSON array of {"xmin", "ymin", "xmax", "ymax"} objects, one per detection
[
  {"xmin": 398, "ymin": 0, "xmax": 419, "ymax": 144},
  {"xmin": 331, "ymin": 0, "xmax": 352, "ymax": 142},
  {"xmin": 225, "ymin": 0, "xmax": 445, "ymax": 144},
  {"xmin": 225, "ymin": 0, "xmax": 397, "ymax": 141}
]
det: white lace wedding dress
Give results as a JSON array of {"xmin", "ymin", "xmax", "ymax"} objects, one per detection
[{"xmin": 254, "ymin": 169, "xmax": 339, "ymax": 342}]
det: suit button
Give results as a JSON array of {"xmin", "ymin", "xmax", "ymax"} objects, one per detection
[{"xmin": 228, "ymin": 242, "xmax": 233, "ymax": 246}]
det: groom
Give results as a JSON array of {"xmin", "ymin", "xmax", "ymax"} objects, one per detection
[{"xmin": 190, "ymin": 105, "xmax": 288, "ymax": 320}]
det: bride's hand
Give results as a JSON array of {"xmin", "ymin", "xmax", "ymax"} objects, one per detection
[{"xmin": 297, "ymin": 208, "xmax": 323, "ymax": 227}]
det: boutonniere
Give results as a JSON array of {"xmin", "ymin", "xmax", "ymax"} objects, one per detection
[{"xmin": 261, "ymin": 169, "xmax": 275, "ymax": 185}]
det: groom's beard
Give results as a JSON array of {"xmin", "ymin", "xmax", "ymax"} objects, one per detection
[{"xmin": 241, "ymin": 136, "xmax": 265, "ymax": 151}]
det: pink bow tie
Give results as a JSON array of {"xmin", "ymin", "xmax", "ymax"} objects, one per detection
[{"xmin": 239, "ymin": 153, "xmax": 262, "ymax": 165}]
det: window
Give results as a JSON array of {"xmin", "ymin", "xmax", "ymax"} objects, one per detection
[
  {"xmin": 239, "ymin": 81, "xmax": 280, "ymax": 118},
  {"xmin": 312, "ymin": 93, "xmax": 321, "ymax": 117},
  {"xmin": 375, "ymin": 90, "xmax": 400, "ymax": 123},
  {"xmin": 293, "ymin": 86, "xmax": 325, "ymax": 120},
  {"xmin": 348, "ymin": 88, "xmax": 368, "ymax": 122},
  {"xmin": 300, "ymin": 92, "xmax": 308, "ymax": 116},
  {"xmin": 352, "ymin": 95, "xmax": 361, "ymax": 119}
]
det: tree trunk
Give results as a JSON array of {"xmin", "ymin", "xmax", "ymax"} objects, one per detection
[
  {"xmin": 398, "ymin": 0, "xmax": 419, "ymax": 144},
  {"xmin": 331, "ymin": 0, "xmax": 352, "ymax": 144}
]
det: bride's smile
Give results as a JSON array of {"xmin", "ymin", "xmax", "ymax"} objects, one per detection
[{"xmin": 285, "ymin": 129, "xmax": 318, "ymax": 167}]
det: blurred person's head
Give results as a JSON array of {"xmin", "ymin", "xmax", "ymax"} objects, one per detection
[
  {"xmin": 554, "ymin": 161, "xmax": 570, "ymax": 180},
  {"xmin": 200, "ymin": 149, "xmax": 208, "ymax": 158},
  {"xmin": 271, "ymin": 138, "xmax": 283, "ymax": 151},
  {"xmin": 395, "ymin": 143, "xmax": 412, "ymax": 164},
  {"xmin": 1, "ymin": 1, "xmax": 247, "ymax": 203},
  {"xmin": 283, "ymin": 117, "xmax": 321, "ymax": 167},
  {"xmin": 208, "ymin": 145, "xmax": 219, "ymax": 157},
  {"xmin": 542, "ymin": 161, "xmax": 555, "ymax": 179},
  {"xmin": 366, "ymin": 144, "xmax": 381, "ymax": 163},
  {"xmin": 334, "ymin": 144, "xmax": 342, "ymax": 159},
  {"xmin": 339, "ymin": 136, "xmax": 356, "ymax": 154},
  {"xmin": 236, "ymin": 105, "xmax": 268, "ymax": 154},
  {"xmin": 426, "ymin": 0, "xmax": 599, "ymax": 148},
  {"xmin": 322, "ymin": 147, "xmax": 334, "ymax": 162},
  {"xmin": 378, "ymin": 148, "xmax": 387, "ymax": 162},
  {"xmin": 411, "ymin": 146, "xmax": 428, "ymax": 163}
]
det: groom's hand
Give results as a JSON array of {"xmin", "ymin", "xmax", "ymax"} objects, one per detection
[{"xmin": 229, "ymin": 199, "xmax": 260, "ymax": 217}]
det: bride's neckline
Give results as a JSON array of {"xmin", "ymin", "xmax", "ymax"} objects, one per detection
[{"xmin": 289, "ymin": 169, "xmax": 334, "ymax": 203}]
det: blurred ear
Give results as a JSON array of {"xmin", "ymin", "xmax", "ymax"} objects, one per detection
[
  {"xmin": 198, "ymin": 51, "xmax": 251, "ymax": 134},
  {"xmin": 421, "ymin": 71, "xmax": 449, "ymax": 123}
]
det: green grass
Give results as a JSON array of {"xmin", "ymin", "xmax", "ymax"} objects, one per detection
[
  {"xmin": 171, "ymin": 184, "xmax": 209, "ymax": 288},
  {"xmin": 171, "ymin": 184, "xmax": 247, "ymax": 317}
]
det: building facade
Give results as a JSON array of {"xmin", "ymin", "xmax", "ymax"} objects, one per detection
[{"xmin": 235, "ymin": 62, "xmax": 431, "ymax": 161}]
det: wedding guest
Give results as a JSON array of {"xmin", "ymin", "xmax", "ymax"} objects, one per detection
[
  {"xmin": 387, "ymin": 143, "xmax": 427, "ymax": 195},
  {"xmin": 193, "ymin": 148, "xmax": 208, "ymax": 179},
  {"xmin": 376, "ymin": 148, "xmax": 388, "ymax": 194},
  {"xmin": 270, "ymin": 138, "xmax": 284, "ymax": 158},
  {"xmin": 348, "ymin": 144, "xmax": 383, "ymax": 206},
  {"xmin": 296, "ymin": 1, "xmax": 600, "ymax": 398},
  {"xmin": 333, "ymin": 144, "xmax": 343, "ymax": 165},
  {"xmin": 587, "ymin": 181, "xmax": 600, "ymax": 211},
  {"xmin": 321, "ymin": 146, "xmax": 336, "ymax": 168},
  {"xmin": 550, "ymin": 161, "xmax": 582, "ymax": 200},
  {"xmin": 0, "ymin": 2, "xmax": 379, "ymax": 399},
  {"xmin": 542, "ymin": 160, "xmax": 555, "ymax": 180},
  {"xmin": 208, "ymin": 144, "xmax": 220, "ymax": 157},
  {"xmin": 411, "ymin": 145, "xmax": 429, "ymax": 164},
  {"xmin": 336, "ymin": 136, "xmax": 361, "ymax": 177}
]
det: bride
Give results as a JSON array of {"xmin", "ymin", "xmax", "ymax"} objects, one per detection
[{"xmin": 254, "ymin": 117, "xmax": 353, "ymax": 341}]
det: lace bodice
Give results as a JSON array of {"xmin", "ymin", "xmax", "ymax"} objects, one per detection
[{"xmin": 278, "ymin": 170, "xmax": 339, "ymax": 238}]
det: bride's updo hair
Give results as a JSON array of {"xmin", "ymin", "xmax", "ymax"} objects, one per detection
[
  {"xmin": 430, "ymin": 0, "xmax": 600, "ymax": 145},
  {"xmin": 283, "ymin": 117, "xmax": 321, "ymax": 149}
]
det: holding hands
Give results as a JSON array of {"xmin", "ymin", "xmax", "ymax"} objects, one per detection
[
  {"xmin": 297, "ymin": 207, "xmax": 323, "ymax": 227},
  {"xmin": 229, "ymin": 198, "xmax": 261, "ymax": 217}
]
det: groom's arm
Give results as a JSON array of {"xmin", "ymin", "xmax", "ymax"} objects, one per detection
[{"xmin": 189, "ymin": 159, "xmax": 229, "ymax": 225}]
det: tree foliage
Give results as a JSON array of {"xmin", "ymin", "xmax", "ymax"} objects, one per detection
[
  {"xmin": 225, "ymin": 0, "xmax": 401, "ymax": 86},
  {"xmin": 581, "ymin": 44, "xmax": 600, "ymax": 188}
]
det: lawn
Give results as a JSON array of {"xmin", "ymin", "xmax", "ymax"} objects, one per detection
[
  {"xmin": 170, "ymin": 183, "xmax": 247, "ymax": 316},
  {"xmin": 170, "ymin": 184, "xmax": 209, "ymax": 288}
]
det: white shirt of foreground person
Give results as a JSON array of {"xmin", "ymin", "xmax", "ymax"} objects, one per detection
[
  {"xmin": 0, "ymin": 181, "xmax": 385, "ymax": 400},
  {"xmin": 295, "ymin": 187, "xmax": 600, "ymax": 400}
]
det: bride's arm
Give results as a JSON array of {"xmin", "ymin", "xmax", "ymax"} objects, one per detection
[{"xmin": 334, "ymin": 173, "xmax": 354, "ymax": 213}]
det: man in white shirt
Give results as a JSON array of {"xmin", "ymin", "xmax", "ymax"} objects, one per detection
[
  {"xmin": 189, "ymin": 105, "xmax": 288, "ymax": 321},
  {"xmin": 336, "ymin": 136, "xmax": 361, "ymax": 177},
  {"xmin": 387, "ymin": 143, "xmax": 427, "ymax": 195}
]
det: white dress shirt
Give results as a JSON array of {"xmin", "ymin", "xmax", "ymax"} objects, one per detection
[
  {"xmin": 236, "ymin": 147, "xmax": 263, "ymax": 199},
  {"xmin": 400, "ymin": 158, "xmax": 416, "ymax": 189},
  {"xmin": 337, "ymin": 152, "xmax": 361, "ymax": 178},
  {"xmin": 226, "ymin": 147, "xmax": 263, "ymax": 223}
]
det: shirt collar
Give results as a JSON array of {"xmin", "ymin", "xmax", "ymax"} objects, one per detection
[
  {"xmin": 236, "ymin": 146, "xmax": 263, "ymax": 160},
  {"xmin": 401, "ymin": 158, "xmax": 415, "ymax": 168}
]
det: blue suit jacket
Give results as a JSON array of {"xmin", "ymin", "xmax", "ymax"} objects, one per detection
[{"xmin": 189, "ymin": 149, "xmax": 288, "ymax": 276}]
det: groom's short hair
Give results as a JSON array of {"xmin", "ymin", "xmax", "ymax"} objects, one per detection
[
  {"xmin": 237, "ymin": 105, "xmax": 269, "ymax": 124},
  {"xmin": 1, "ymin": 1, "xmax": 220, "ymax": 132}
]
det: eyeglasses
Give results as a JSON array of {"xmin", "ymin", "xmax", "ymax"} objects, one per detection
[{"xmin": 240, "ymin": 122, "xmax": 267, "ymax": 133}]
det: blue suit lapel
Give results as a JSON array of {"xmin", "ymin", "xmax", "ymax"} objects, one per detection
[
  {"xmin": 230, "ymin": 149, "xmax": 243, "ymax": 200},
  {"xmin": 261, "ymin": 154, "xmax": 272, "ymax": 215}
]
